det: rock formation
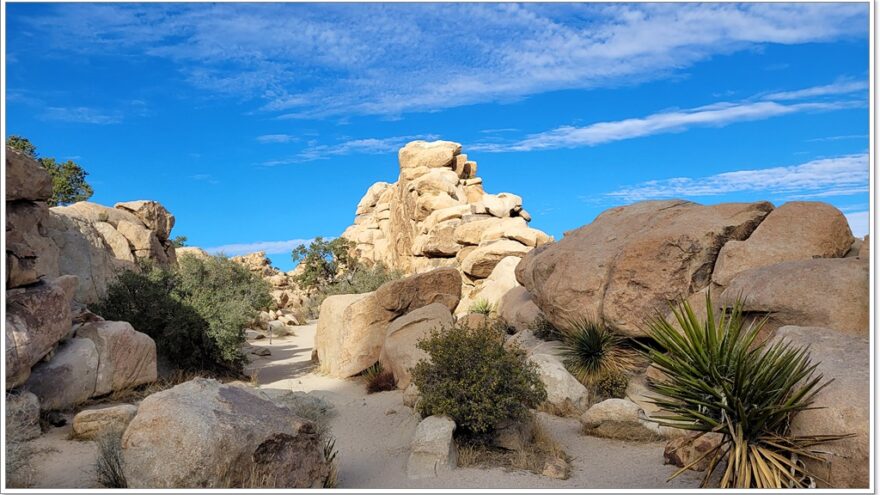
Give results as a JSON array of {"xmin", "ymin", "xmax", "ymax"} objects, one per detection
[
  {"xmin": 229, "ymin": 250, "xmax": 309, "ymax": 328},
  {"xmin": 342, "ymin": 141, "xmax": 552, "ymax": 314}
]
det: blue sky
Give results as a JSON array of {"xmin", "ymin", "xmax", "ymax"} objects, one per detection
[{"xmin": 5, "ymin": 3, "xmax": 870, "ymax": 271}]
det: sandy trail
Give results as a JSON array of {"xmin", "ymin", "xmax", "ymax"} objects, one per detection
[{"xmin": 247, "ymin": 323, "xmax": 706, "ymax": 489}]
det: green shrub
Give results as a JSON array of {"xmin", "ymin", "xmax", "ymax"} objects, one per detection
[
  {"xmin": 594, "ymin": 371, "xmax": 629, "ymax": 400},
  {"xmin": 645, "ymin": 294, "xmax": 850, "ymax": 488},
  {"xmin": 93, "ymin": 256, "xmax": 271, "ymax": 373},
  {"xmin": 290, "ymin": 237, "xmax": 358, "ymax": 292},
  {"xmin": 468, "ymin": 299, "xmax": 494, "ymax": 315},
  {"xmin": 559, "ymin": 319, "xmax": 637, "ymax": 386},
  {"xmin": 411, "ymin": 325, "xmax": 546, "ymax": 436}
]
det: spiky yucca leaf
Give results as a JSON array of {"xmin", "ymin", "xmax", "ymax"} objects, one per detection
[
  {"xmin": 644, "ymin": 293, "xmax": 851, "ymax": 488},
  {"xmin": 559, "ymin": 319, "xmax": 638, "ymax": 385}
]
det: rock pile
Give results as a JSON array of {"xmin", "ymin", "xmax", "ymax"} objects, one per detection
[
  {"xmin": 342, "ymin": 141, "xmax": 552, "ymax": 315},
  {"xmin": 229, "ymin": 250, "xmax": 309, "ymax": 332},
  {"xmin": 5, "ymin": 149, "xmax": 159, "ymax": 412}
]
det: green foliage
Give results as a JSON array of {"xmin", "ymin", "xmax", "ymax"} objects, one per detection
[
  {"xmin": 530, "ymin": 315, "xmax": 562, "ymax": 341},
  {"xmin": 594, "ymin": 371, "xmax": 629, "ymax": 400},
  {"xmin": 291, "ymin": 237, "xmax": 358, "ymax": 291},
  {"xmin": 5, "ymin": 135, "xmax": 93, "ymax": 206},
  {"xmin": 171, "ymin": 235, "xmax": 188, "ymax": 247},
  {"xmin": 412, "ymin": 325, "xmax": 546, "ymax": 436},
  {"xmin": 92, "ymin": 256, "xmax": 271, "ymax": 373},
  {"xmin": 468, "ymin": 298, "xmax": 494, "ymax": 315},
  {"xmin": 645, "ymin": 294, "xmax": 850, "ymax": 488},
  {"xmin": 305, "ymin": 261, "xmax": 401, "ymax": 318},
  {"xmin": 559, "ymin": 319, "xmax": 637, "ymax": 386}
]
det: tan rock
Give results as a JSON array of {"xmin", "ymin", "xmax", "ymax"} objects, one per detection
[
  {"xmin": 380, "ymin": 303, "xmax": 453, "ymax": 389},
  {"xmin": 398, "ymin": 140, "xmax": 460, "ymax": 169},
  {"xmin": 530, "ymin": 353, "xmax": 590, "ymax": 412},
  {"xmin": 116, "ymin": 220, "xmax": 167, "ymax": 263},
  {"xmin": 456, "ymin": 256, "xmax": 520, "ymax": 314},
  {"xmin": 407, "ymin": 415, "xmax": 457, "ymax": 479},
  {"xmin": 6, "ymin": 148, "xmax": 53, "ymax": 201},
  {"xmin": 498, "ymin": 286, "xmax": 542, "ymax": 333},
  {"xmin": 712, "ymin": 202, "xmax": 853, "ymax": 286},
  {"xmin": 175, "ymin": 246, "xmax": 211, "ymax": 260},
  {"xmin": 720, "ymin": 258, "xmax": 868, "ymax": 336},
  {"xmin": 23, "ymin": 338, "xmax": 99, "ymax": 411},
  {"xmin": 858, "ymin": 234, "xmax": 869, "ymax": 259},
  {"xmin": 375, "ymin": 267, "xmax": 462, "ymax": 316},
  {"xmin": 664, "ymin": 432, "xmax": 723, "ymax": 471},
  {"xmin": 579, "ymin": 398, "xmax": 663, "ymax": 441},
  {"xmin": 44, "ymin": 212, "xmax": 118, "ymax": 304},
  {"xmin": 6, "ymin": 201, "xmax": 58, "ymax": 288},
  {"xmin": 92, "ymin": 221, "xmax": 136, "ymax": 264},
  {"xmin": 315, "ymin": 292, "xmax": 394, "ymax": 377},
  {"xmin": 72, "ymin": 404, "xmax": 138, "ymax": 440},
  {"xmin": 77, "ymin": 321, "xmax": 157, "ymax": 396},
  {"xmin": 517, "ymin": 200, "xmax": 773, "ymax": 336},
  {"xmin": 461, "ymin": 240, "xmax": 531, "ymax": 279},
  {"xmin": 413, "ymin": 220, "xmax": 462, "ymax": 257},
  {"xmin": 115, "ymin": 200, "xmax": 176, "ymax": 241}
]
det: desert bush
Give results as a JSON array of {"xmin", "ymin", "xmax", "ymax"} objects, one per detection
[
  {"xmin": 360, "ymin": 362, "xmax": 397, "ymax": 393},
  {"xmin": 594, "ymin": 371, "xmax": 629, "ymax": 400},
  {"xmin": 95, "ymin": 429, "xmax": 127, "ymax": 488},
  {"xmin": 290, "ymin": 237, "xmax": 358, "ymax": 292},
  {"xmin": 468, "ymin": 298, "xmax": 494, "ymax": 315},
  {"xmin": 530, "ymin": 315, "xmax": 562, "ymax": 341},
  {"xmin": 93, "ymin": 256, "xmax": 271, "ymax": 373},
  {"xmin": 559, "ymin": 318, "xmax": 638, "ymax": 386},
  {"xmin": 645, "ymin": 293, "xmax": 850, "ymax": 488},
  {"xmin": 411, "ymin": 324, "xmax": 546, "ymax": 435}
]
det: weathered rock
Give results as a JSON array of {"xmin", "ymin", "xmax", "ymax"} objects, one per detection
[
  {"xmin": 92, "ymin": 221, "xmax": 137, "ymax": 265},
  {"xmin": 403, "ymin": 383, "xmax": 421, "ymax": 408},
  {"xmin": 380, "ymin": 303, "xmax": 454, "ymax": 389},
  {"xmin": 460, "ymin": 312, "xmax": 489, "ymax": 329},
  {"xmin": 6, "ymin": 148, "xmax": 52, "ymax": 201},
  {"xmin": 453, "ymin": 217, "xmax": 527, "ymax": 246},
  {"xmin": 664, "ymin": 432, "xmax": 723, "ymax": 471},
  {"xmin": 399, "ymin": 141, "xmax": 461, "ymax": 170},
  {"xmin": 121, "ymin": 379, "xmax": 328, "ymax": 488},
  {"xmin": 492, "ymin": 418, "xmax": 534, "ymax": 451},
  {"xmin": 6, "ymin": 391, "xmax": 41, "ymax": 442},
  {"xmin": 407, "ymin": 415, "xmax": 457, "ymax": 479},
  {"xmin": 76, "ymin": 321, "xmax": 157, "ymax": 396},
  {"xmin": 5, "ymin": 275, "xmax": 78, "ymax": 388},
  {"xmin": 72, "ymin": 404, "xmax": 138, "ymax": 440},
  {"xmin": 498, "ymin": 286, "xmax": 542, "ymax": 333},
  {"xmin": 456, "ymin": 256, "xmax": 520, "ymax": 315},
  {"xmin": 375, "ymin": 267, "xmax": 462, "ymax": 316},
  {"xmin": 778, "ymin": 326, "xmax": 868, "ymax": 488},
  {"xmin": 44, "ymin": 211, "xmax": 118, "ymax": 305},
  {"xmin": 23, "ymin": 338, "xmax": 99, "ymax": 411},
  {"xmin": 858, "ymin": 234, "xmax": 869, "ymax": 259},
  {"xmin": 315, "ymin": 292, "xmax": 394, "ymax": 377},
  {"xmin": 176, "ymin": 246, "xmax": 211, "ymax": 259},
  {"xmin": 579, "ymin": 398, "xmax": 663, "ymax": 441},
  {"xmin": 6, "ymin": 201, "xmax": 58, "ymax": 288},
  {"xmin": 712, "ymin": 202, "xmax": 853, "ymax": 286},
  {"xmin": 115, "ymin": 220, "xmax": 166, "ymax": 263},
  {"xmin": 461, "ymin": 240, "xmax": 531, "ymax": 279},
  {"xmin": 115, "ymin": 200, "xmax": 176, "ymax": 241},
  {"xmin": 517, "ymin": 200, "xmax": 774, "ymax": 336},
  {"xmin": 720, "ymin": 258, "xmax": 868, "ymax": 336},
  {"xmin": 530, "ymin": 353, "xmax": 589, "ymax": 412}
]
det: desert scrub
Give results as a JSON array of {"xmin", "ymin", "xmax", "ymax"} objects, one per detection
[
  {"xmin": 468, "ymin": 298, "xmax": 494, "ymax": 315},
  {"xmin": 594, "ymin": 370, "xmax": 629, "ymax": 400},
  {"xmin": 645, "ymin": 294, "xmax": 850, "ymax": 488},
  {"xmin": 92, "ymin": 255, "xmax": 271, "ymax": 373},
  {"xmin": 360, "ymin": 362, "xmax": 396, "ymax": 393},
  {"xmin": 411, "ymin": 324, "xmax": 546, "ymax": 436},
  {"xmin": 95, "ymin": 429, "xmax": 127, "ymax": 488},
  {"xmin": 559, "ymin": 318, "xmax": 638, "ymax": 386},
  {"xmin": 530, "ymin": 315, "xmax": 561, "ymax": 341}
]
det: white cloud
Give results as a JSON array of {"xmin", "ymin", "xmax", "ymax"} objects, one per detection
[
  {"xmin": 42, "ymin": 106, "xmax": 122, "ymax": 124},
  {"xmin": 762, "ymin": 80, "xmax": 868, "ymax": 101},
  {"xmin": 204, "ymin": 238, "xmax": 312, "ymax": 256},
  {"xmin": 13, "ymin": 3, "xmax": 867, "ymax": 118},
  {"xmin": 472, "ymin": 99, "xmax": 860, "ymax": 152},
  {"xmin": 845, "ymin": 211, "xmax": 869, "ymax": 237},
  {"xmin": 607, "ymin": 153, "xmax": 868, "ymax": 202},
  {"xmin": 806, "ymin": 134, "xmax": 868, "ymax": 142},
  {"xmin": 263, "ymin": 134, "xmax": 439, "ymax": 165},
  {"xmin": 256, "ymin": 134, "xmax": 299, "ymax": 144}
]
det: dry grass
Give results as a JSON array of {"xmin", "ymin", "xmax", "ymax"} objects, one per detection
[
  {"xmin": 537, "ymin": 400, "xmax": 582, "ymax": 418},
  {"xmin": 457, "ymin": 416, "xmax": 570, "ymax": 479},
  {"xmin": 95, "ymin": 429, "xmax": 127, "ymax": 488},
  {"xmin": 6, "ymin": 441, "xmax": 41, "ymax": 488}
]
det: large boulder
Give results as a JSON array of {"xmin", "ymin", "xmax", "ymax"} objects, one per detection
[
  {"xmin": 115, "ymin": 200, "xmax": 176, "ymax": 242},
  {"xmin": 720, "ymin": 258, "xmax": 868, "ymax": 336},
  {"xmin": 712, "ymin": 202, "xmax": 853, "ymax": 286},
  {"xmin": 580, "ymin": 398, "xmax": 663, "ymax": 441},
  {"xmin": 517, "ymin": 200, "xmax": 773, "ymax": 336},
  {"xmin": 407, "ymin": 415, "xmax": 457, "ymax": 479},
  {"xmin": 461, "ymin": 240, "xmax": 531, "ymax": 279},
  {"xmin": 76, "ymin": 321, "xmax": 157, "ymax": 396},
  {"xmin": 498, "ymin": 286, "xmax": 542, "ymax": 333},
  {"xmin": 121, "ymin": 379, "xmax": 328, "ymax": 488},
  {"xmin": 5, "ymin": 275, "xmax": 78, "ymax": 388},
  {"xmin": 72, "ymin": 404, "xmax": 138, "ymax": 440},
  {"xmin": 778, "ymin": 326, "xmax": 868, "ymax": 488},
  {"xmin": 379, "ymin": 303, "xmax": 454, "ymax": 389},
  {"xmin": 399, "ymin": 141, "xmax": 461, "ymax": 170},
  {"xmin": 6, "ymin": 148, "xmax": 52, "ymax": 202},
  {"xmin": 375, "ymin": 267, "xmax": 462, "ymax": 316},
  {"xmin": 314, "ymin": 292, "xmax": 394, "ymax": 377},
  {"xmin": 456, "ymin": 255, "xmax": 520, "ymax": 315},
  {"xmin": 23, "ymin": 338, "xmax": 99, "ymax": 410},
  {"xmin": 6, "ymin": 201, "xmax": 59, "ymax": 288},
  {"xmin": 529, "ymin": 353, "xmax": 589, "ymax": 412},
  {"xmin": 43, "ymin": 212, "xmax": 118, "ymax": 305}
]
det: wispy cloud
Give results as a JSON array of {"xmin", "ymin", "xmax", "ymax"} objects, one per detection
[
  {"xmin": 845, "ymin": 211, "xmax": 869, "ymax": 237},
  {"xmin": 263, "ymin": 134, "xmax": 439, "ymax": 165},
  {"xmin": 191, "ymin": 174, "xmax": 219, "ymax": 185},
  {"xmin": 806, "ymin": 134, "xmax": 868, "ymax": 142},
  {"xmin": 606, "ymin": 153, "xmax": 868, "ymax": 202},
  {"xmin": 42, "ymin": 106, "xmax": 122, "ymax": 124},
  {"xmin": 762, "ymin": 80, "xmax": 868, "ymax": 101},
  {"xmin": 205, "ymin": 238, "xmax": 312, "ymax": 257},
  {"xmin": 12, "ymin": 3, "xmax": 867, "ymax": 118},
  {"xmin": 256, "ymin": 134, "xmax": 299, "ymax": 144},
  {"xmin": 472, "ymin": 98, "xmax": 861, "ymax": 152}
]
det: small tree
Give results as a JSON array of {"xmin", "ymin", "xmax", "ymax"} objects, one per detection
[
  {"xmin": 291, "ymin": 237, "xmax": 358, "ymax": 291},
  {"xmin": 171, "ymin": 235, "xmax": 188, "ymax": 248},
  {"xmin": 5, "ymin": 136, "xmax": 93, "ymax": 206}
]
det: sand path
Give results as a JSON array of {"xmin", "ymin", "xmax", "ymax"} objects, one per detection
[{"xmin": 247, "ymin": 323, "xmax": 706, "ymax": 489}]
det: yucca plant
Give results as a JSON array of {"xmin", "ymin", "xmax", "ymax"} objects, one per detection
[
  {"xmin": 469, "ymin": 298, "xmax": 494, "ymax": 315},
  {"xmin": 559, "ymin": 318, "xmax": 638, "ymax": 386},
  {"xmin": 644, "ymin": 293, "xmax": 850, "ymax": 488}
]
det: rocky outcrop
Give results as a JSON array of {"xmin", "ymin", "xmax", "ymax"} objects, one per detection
[
  {"xmin": 777, "ymin": 326, "xmax": 868, "ymax": 488},
  {"xmin": 719, "ymin": 258, "xmax": 868, "ymax": 336},
  {"xmin": 375, "ymin": 267, "xmax": 461, "ymax": 316},
  {"xmin": 407, "ymin": 415, "xmax": 457, "ymax": 479},
  {"xmin": 529, "ymin": 353, "xmax": 590, "ymax": 412},
  {"xmin": 342, "ymin": 141, "xmax": 552, "ymax": 312},
  {"xmin": 229, "ymin": 250, "xmax": 309, "ymax": 329},
  {"xmin": 76, "ymin": 321, "xmax": 157, "ymax": 396},
  {"xmin": 315, "ymin": 292, "xmax": 394, "ymax": 377},
  {"xmin": 379, "ymin": 303, "xmax": 454, "ymax": 389},
  {"xmin": 498, "ymin": 286, "xmax": 542, "ymax": 333},
  {"xmin": 6, "ymin": 149, "xmax": 56, "ymax": 288},
  {"xmin": 517, "ymin": 200, "xmax": 773, "ymax": 336},
  {"xmin": 23, "ymin": 337, "xmax": 100, "ymax": 410},
  {"xmin": 72, "ymin": 403, "xmax": 138, "ymax": 440},
  {"xmin": 121, "ymin": 378, "xmax": 328, "ymax": 488}
]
